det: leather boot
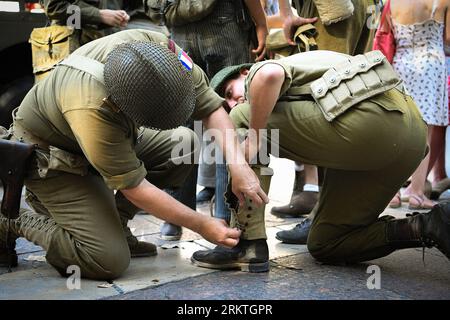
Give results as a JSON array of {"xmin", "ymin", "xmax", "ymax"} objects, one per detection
[
  {"xmin": 270, "ymin": 191, "xmax": 318, "ymax": 218},
  {"xmin": 0, "ymin": 208, "xmax": 58, "ymax": 270},
  {"xmin": 271, "ymin": 170, "xmax": 318, "ymax": 218},
  {"xmin": 275, "ymin": 217, "xmax": 311, "ymax": 244},
  {"xmin": 191, "ymin": 166, "xmax": 272, "ymax": 272},
  {"xmin": 387, "ymin": 201, "xmax": 450, "ymax": 259},
  {"xmin": 120, "ymin": 217, "xmax": 157, "ymax": 257},
  {"xmin": 1, "ymin": 209, "xmax": 57, "ymax": 246},
  {"xmin": 191, "ymin": 239, "xmax": 269, "ymax": 272}
]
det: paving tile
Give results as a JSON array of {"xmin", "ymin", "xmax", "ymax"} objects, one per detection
[
  {"xmin": 266, "ymin": 227, "xmax": 309, "ymax": 259},
  {"xmin": 125, "ymin": 214, "xmax": 160, "ymax": 237},
  {"xmin": 0, "ymin": 261, "xmax": 118, "ymax": 300},
  {"xmin": 112, "ymin": 241, "xmax": 217, "ymax": 294}
]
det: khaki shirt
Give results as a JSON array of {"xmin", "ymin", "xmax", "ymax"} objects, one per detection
[
  {"xmin": 17, "ymin": 29, "xmax": 224, "ymax": 190},
  {"xmin": 245, "ymin": 51, "xmax": 350, "ymax": 102}
]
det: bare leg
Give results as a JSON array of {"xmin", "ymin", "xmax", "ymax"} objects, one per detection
[{"xmin": 404, "ymin": 125, "xmax": 445, "ymax": 208}]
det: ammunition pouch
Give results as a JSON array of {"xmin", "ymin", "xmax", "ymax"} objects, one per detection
[{"xmin": 282, "ymin": 50, "xmax": 403, "ymax": 121}]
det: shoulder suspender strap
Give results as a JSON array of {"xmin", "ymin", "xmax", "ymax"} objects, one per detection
[{"xmin": 59, "ymin": 55, "xmax": 105, "ymax": 85}]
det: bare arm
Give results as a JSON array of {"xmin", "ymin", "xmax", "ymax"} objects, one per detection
[
  {"xmin": 247, "ymin": 63, "xmax": 285, "ymax": 159},
  {"xmin": 202, "ymin": 107, "xmax": 269, "ymax": 207},
  {"xmin": 244, "ymin": 0, "xmax": 269, "ymax": 61},
  {"xmin": 121, "ymin": 179, "xmax": 241, "ymax": 248}
]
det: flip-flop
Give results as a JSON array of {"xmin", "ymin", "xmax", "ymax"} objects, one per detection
[
  {"xmin": 401, "ymin": 180, "xmax": 432, "ymax": 201},
  {"xmin": 408, "ymin": 194, "xmax": 436, "ymax": 210}
]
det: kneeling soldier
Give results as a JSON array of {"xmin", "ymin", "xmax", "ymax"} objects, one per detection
[
  {"xmin": 0, "ymin": 29, "xmax": 268, "ymax": 279},
  {"xmin": 191, "ymin": 50, "xmax": 450, "ymax": 271}
]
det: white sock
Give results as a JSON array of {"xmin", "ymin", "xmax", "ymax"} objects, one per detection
[
  {"xmin": 303, "ymin": 184, "xmax": 319, "ymax": 192},
  {"xmin": 295, "ymin": 163, "xmax": 304, "ymax": 171}
]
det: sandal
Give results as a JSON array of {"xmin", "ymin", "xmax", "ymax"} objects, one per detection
[
  {"xmin": 430, "ymin": 177, "xmax": 450, "ymax": 200},
  {"xmin": 402, "ymin": 180, "xmax": 432, "ymax": 202},
  {"xmin": 388, "ymin": 192, "xmax": 402, "ymax": 208},
  {"xmin": 408, "ymin": 194, "xmax": 437, "ymax": 210}
]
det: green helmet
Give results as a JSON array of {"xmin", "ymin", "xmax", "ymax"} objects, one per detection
[{"xmin": 104, "ymin": 41, "xmax": 195, "ymax": 130}]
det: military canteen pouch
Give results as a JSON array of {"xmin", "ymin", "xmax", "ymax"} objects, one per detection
[
  {"xmin": 145, "ymin": 0, "xmax": 218, "ymax": 27},
  {"xmin": 29, "ymin": 25, "xmax": 76, "ymax": 80},
  {"xmin": 266, "ymin": 24, "xmax": 318, "ymax": 59},
  {"xmin": 309, "ymin": 50, "xmax": 402, "ymax": 121}
]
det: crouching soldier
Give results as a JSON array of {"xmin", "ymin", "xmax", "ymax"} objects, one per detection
[
  {"xmin": 0, "ymin": 29, "xmax": 268, "ymax": 280},
  {"xmin": 191, "ymin": 50, "xmax": 450, "ymax": 271}
]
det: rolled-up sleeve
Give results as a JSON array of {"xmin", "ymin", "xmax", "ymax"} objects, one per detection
[
  {"xmin": 190, "ymin": 65, "xmax": 225, "ymax": 120},
  {"xmin": 64, "ymin": 107, "xmax": 147, "ymax": 190}
]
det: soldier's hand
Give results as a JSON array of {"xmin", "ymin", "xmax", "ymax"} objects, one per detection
[
  {"xmin": 100, "ymin": 9, "xmax": 130, "ymax": 27},
  {"xmin": 229, "ymin": 164, "xmax": 269, "ymax": 208},
  {"xmin": 252, "ymin": 24, "xmax": 268, "ymax": 62},
  {"xmin": 282, "ymin": 15, "xmax": 318, "ymax": 45},
  {"xmin": 198, "ymin": 217, "xmax": 241, "ymax": 248}
]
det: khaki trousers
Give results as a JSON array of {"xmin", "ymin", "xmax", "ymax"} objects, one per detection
[
  {"xmin": 21, "ymin": 127, "xmax": 197, "ymax": 279},
  {"xmin": 229, "ymin": 88, "xmax": 428, "ymax": 263}
]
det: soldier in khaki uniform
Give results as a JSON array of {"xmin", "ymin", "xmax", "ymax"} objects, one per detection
[
  {"xmin": 0, "ymin": 29, "xmax": 268, "ymax": 279},
  {"xmin": 191, "ymin": 50, "xmax": 450, "ymax": 271},
  {"xmin": 270, "ymin": 0, "xmax": 379, "ymax": 242}
]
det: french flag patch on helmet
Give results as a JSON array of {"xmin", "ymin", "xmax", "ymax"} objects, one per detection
[{"xmin": 178, "ymin": 50, "xmax": 193, "ymax": 71}]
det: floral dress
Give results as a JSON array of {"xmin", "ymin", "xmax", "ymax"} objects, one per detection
[{"xmin": 392, "ymin": 0, "xmax": 448, "ymax": 126}]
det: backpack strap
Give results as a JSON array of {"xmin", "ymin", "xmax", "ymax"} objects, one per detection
[{"xmin": 58, "ymin": 54, "xmax": 105, "ymax": 84}]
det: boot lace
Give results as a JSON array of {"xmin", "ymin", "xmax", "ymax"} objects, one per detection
[{"xmin": 406, "ymin": 211, "xmax": 435, "ymax": 266}]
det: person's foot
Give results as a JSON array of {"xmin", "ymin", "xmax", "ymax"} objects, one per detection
[
  {"xmin": 275, "ymin": 218, "xmax": 311, "ymax": 244},
  {"xmin": 388, "ymin": 192, "xmax": 402, "ymax": 208},
  {"xmin": 196, "ymin": 187, "xmax": 215, "ymax": 203},
  {"xmin": 270, "ymin": 191, "xmax": 318, "ymax": 218},
  {"xmin": 408, "ymin": 194, "xmax": 436, "ymax": 210},
  {"xmin": 402, "ymin": 181, "xmax": 432, "ymax": 201},
  {"xmin": 191, "ymin": 239, "xmax": 269, "ymax": 272},
  {"xmin": 160, "ymin": 222, "xmax": 182, "ymax": 241}
]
